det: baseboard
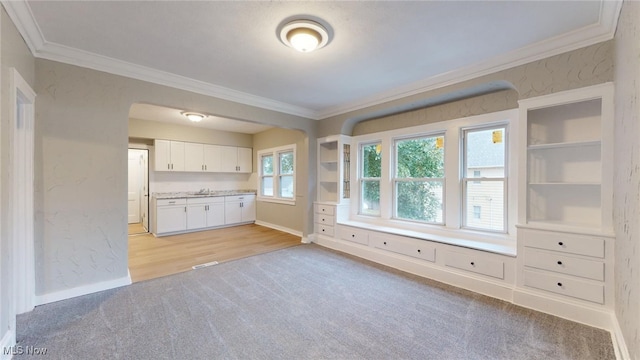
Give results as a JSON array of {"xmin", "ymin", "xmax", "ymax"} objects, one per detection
[
  {"xmin": 610, "ymin": 312, "xmax": 631, "ymax": 360},
  {"xmin": 254, "ymin": 220, "xmax": 303, "ymax": 237},
  {"xmin": 314, "ymin": 234, "xmax": 514, "ymax": 302},
  {"xmin": 35, "ymin": 272, "xmax": 132, "ymax": 306},
  {"xmin": 1, "ymin": 329, "xmax": 15, "ymax": 360}
]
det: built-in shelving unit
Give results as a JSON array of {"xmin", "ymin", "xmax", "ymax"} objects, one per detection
[{"xmin": 317, "ymin": 135, "xmax": 351, "ymax": 204}]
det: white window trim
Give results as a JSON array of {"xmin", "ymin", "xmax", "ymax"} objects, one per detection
[
  {"xmin": 349, "ymin": 109, "xmax": 518, "ymax": 248},
  {"xmin": 257, "ymin": 144, "xmax": 296, "ymax": 205}
]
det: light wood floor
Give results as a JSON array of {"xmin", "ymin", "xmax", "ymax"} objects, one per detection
[
  {"xmin": 128, "ymin": 224, "xmax": 302, "ymax": 283},
  {"xmin": 128, "ymin": 222, "xmax": 147, "ymax": 235}
]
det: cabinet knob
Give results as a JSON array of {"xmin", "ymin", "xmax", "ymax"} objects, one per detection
[
  {"xmin": 557, "ymin": 261, "xmax": 563, "ymax": 265},
  {"xmin": 383, "ymin": 241, "xmax": 387, "ymax": 245},
  {"xmin": 322, "ymin": 229, "xmax": 325, "ymax": 232},
  {"xmin": 557, "ymin": 282, "xmax": 563, "ymax": 287},
  {"xmin": 558, "ymin": 241, "xmax": 564, "ymax": 246},
  {"xmin": 351, "ymin": 234, "xmax": 355, "ymax": 238},
  {"xmin": 470, "ymin": 262, "xmax": 475, "ymax": 266},
  {"xmin": 417, "ymin": 249, "xmax": 421, "ymax": 253}
]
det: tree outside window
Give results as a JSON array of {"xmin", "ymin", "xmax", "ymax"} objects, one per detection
[
  {"xmin": 361, "ymin": 142, "xmax": 381, "ymax": 216},
  {"xmin": 261, "ymin": 154, "xmax": 273, "ymax": 196},
  {"xmin": 258, "ymin": 145, "xmax": 296, "ymax": 204},
  {"xmin": 394, "ymin": 135, "xmax": 445, "ymax": 223}
]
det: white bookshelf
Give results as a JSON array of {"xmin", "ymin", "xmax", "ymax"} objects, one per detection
[
  {"xmin": 317, "ymin": 135, "xmax": 351, "ymax": 204},
  {"xmin": 518, "ymin": 84, "xmax": 613, "ymax": 234}
]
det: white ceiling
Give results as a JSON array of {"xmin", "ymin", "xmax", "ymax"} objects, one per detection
[{"xmin": 5, "ymin": 1, "xmax": 621, "ymax": 129}]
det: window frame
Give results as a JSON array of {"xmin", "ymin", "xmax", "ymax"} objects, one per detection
[
  {"xmin": 392, "ymin": 132, "xmax": 446, "ymax": 225},
  {"xmin": 259, "ymin": 153, "xmax": 274, "ymax": 197},
  {"xmin": 257, "ymin": 144, "xmax": 296, "ymax": 205},
  {"xmin": 359, "ymin": 141, "xmax": 382, "ymax": 217},
  {"xmin": 461, "ymin": 124, "xmax": 508, "ymax": 233}
]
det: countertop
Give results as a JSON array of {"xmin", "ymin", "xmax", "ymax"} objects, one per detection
[{"xmin": 153, "ymin": 190, "xmax": 256, "ymax": 199}]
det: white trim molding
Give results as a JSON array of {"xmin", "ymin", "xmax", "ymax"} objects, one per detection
[
  {"xmin": 2, "ymin": 0, "xmax": 622, "ymax": 121},
  {"xmin": 1, "ymin": 330, "xmax": 15, "ymax": 360},
  {"xmin": 254, "ymin": 220, "xmax": 303, "ymax": 238},
  {"xmin": 35, "ymin": 273, "xmax": 131, "ymax": 306}
]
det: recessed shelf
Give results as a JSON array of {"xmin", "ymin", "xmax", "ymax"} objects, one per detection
[{"xmin": 528, "ymin": 140, "xmax": 601, "ymax": 150}]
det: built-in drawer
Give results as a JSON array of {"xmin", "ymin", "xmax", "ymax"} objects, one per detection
[
  {"xmin": 370, "ymin": 233, "xmax": 435, "ymax": 262},
  {"xmin": 523, "ymin": 269, "xmax": 604, "ymax": 304},
  {"xmin": 522, "ymin": 229, "xmax": 605, "ymax": 258},
  {"xmin": 187, "ymin": 196, "xmax": 225, "ymax": 205},
  {"xmin": 315, "ymin": 204, "xmax": 335, "ymax": 216},
  {"xmin": 315, "ymin": 214, "xmax": 335, "ymax": 226},
  {"xmin": 444, "ymin": 251, "xmax": 504, "ymax": 279},
  {"xmin": 225, "ymin": 195, "xmax": 255, "ymax": 203},
  {"xmin": 524, "ymin": 248, "xmax": 604, "ymax": 281},
  {"xmin": 157, "ymin": 198, "xmax": 187, "ymax": 206},
  {"xmin": 339, "ymin": 226, "xmax": 369, "ymax": 246},
  {"xmin": 315, "ymin": 224, "xmax": 335, "ymax": 237}
]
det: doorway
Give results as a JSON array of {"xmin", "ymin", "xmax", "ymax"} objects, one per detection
[{"xmin": 128, "ymin": 148, "xmax": 149, "ymax": 235}]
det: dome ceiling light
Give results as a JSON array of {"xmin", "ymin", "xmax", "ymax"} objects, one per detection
[
  {"xmin": 279, "ymin": 19, "xmax": 330, "ymax": 53},
  {"xmin": 182, "ymin": 112, "xmax": 206, "ymax": 122}
]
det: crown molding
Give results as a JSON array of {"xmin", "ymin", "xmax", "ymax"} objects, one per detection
[
  {"xmin": 315, "ymin": 0, "xmax": 622, "ymax": 120},
  {"xmin": 3, "ymin": 0, "xmax": 622, "ymax": 122}
]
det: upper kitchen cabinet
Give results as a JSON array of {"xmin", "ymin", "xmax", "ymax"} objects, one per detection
[
  {"xmin": 220, "ymin": 146, "xmax": 252, "ymax": 173},
  {"xmin": 184, "ymin": 143, "xmax": 223, "ymax": 172},
  {"xmin": 154, "ymin": 139, "xmax": 185, "ymax": 171}
]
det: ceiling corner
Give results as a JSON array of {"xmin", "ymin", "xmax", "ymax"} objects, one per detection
[{"xmin": 2, "ymin": 0, "xmax": 45, "ymax": 54}]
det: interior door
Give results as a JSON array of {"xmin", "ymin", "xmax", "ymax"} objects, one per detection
[{"xmin": 127, "ymin": 150, "xmax": 141, "ymax": 223}]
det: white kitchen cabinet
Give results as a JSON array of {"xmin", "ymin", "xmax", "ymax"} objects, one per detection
[
  {"xmin": 225, "ymin": 194, "xmax": 256, "ymax": 224},
  {"xmin": 220, "ymin": 146, "xmax": 252, "ymax": 173},
  {"xmin": 154, "ymin": 139, "xmax": 185, "ymax": 171},
  {"xmin": 203, "ymin": 144, "xmax": 222, "ymax": 172},
  {"xmin": 155, "ymin": 198, "xmax": 187, "ymax": 234},
  {"xmin": 187, "ymin": 197, "xmax": 225, "ymax": 229},
  {"xmin": 184, "ymin": 142, "xmax": 204, "ymax": 172}
]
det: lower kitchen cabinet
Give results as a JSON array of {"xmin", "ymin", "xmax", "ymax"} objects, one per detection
[
  {"xmin": 155, "ymin": 198, "xmax": 187, "ymax": 234},
  {"xmin": 187, "ymin": 197, "xmax": 225, "ymax": 230},
  {"xmin": 225, "ymin": 195, "xmax": 256, "ymax": 224}
]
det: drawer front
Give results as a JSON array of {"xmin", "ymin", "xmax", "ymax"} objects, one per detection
[
  {"xmin": 339, "ymin": 226, "xmax": 369, "ymax": 246},
  {"xmin": 225, "ymin": 195, "xmax": 255, "ymax": 203},
  {"xmin": 370, "ymin": 233, "xmax": 435, "ymax": 262},
  {"xmin": 522, "ymin": 230, "xmax": 604, "ymax": 258},
  {"xmin": 523, "ymin": 269, "xmax": 604, "ymax": 304},
  {"xmin": 524, "ymin": 248, "xmax": 604, "ymax": 281},
  {"xmin": 315, "ymin": 214, "xmax": 335, "ymax": 226},
  {"xmin": 315, "ymin": 204, "xmax": 335, "ymax": 216},
  {"xmin": 444, "ymin": 251, "xmax": 504, "ymax": 279},
  {"xmin": 187, "ymin": 196, "xmax": 225, "ymax": 205},
  {"xmin": 315, "ymin": 224, "xmax": 335, "ymax": 237},
  {"xmin": 157, "ymin": 198, "xmax": 186, "ymax": 206}
]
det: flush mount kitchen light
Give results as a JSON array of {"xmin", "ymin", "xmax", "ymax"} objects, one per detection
[
  {"xmin": 279, "ymin": 19, "xmax": 330, "ymax": 53},
  {"xmin": 182, "ymin": 112, "xmax": 206, "ymax": 122}
]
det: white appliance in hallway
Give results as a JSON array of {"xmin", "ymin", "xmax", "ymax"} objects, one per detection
[{"xmin": 128, "ymin": 149, "xmax": 149, "ymax": 231}]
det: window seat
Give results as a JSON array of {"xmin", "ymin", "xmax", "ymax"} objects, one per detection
[{"xmin": 336, "ymin": 219, "xmax": 517, "ymax": 257}]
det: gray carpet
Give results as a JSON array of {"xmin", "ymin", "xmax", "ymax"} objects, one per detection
[{"xmin": 16, "ymin": 244, "xmax": 614, "ymax": 359}]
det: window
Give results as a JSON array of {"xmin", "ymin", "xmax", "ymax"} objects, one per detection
[
  {"xmin": 258, "ymin": 144, "xmax": 296, "ymax": 204},
  {"xmin": 393, "ymin": 134, "xmax": 445, "ymax": 223},
  {"xmin": 473, "ymin": 170, "xmax": 481, "ymax": 184},
  {"xmin": 462, "ymin": 126, "xmax": 507, "ymax": 232},
  {"xmin": 360, "ymin": 142, "xmax": 381, "ymax": 216}
]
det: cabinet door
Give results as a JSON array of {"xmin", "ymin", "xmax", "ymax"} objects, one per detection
[
  {"xmin": 184, "ymin": 142, "xmax": 204, "ymax": 172},
  {"xmin": 187, "ymin": 204, "xmax": 207, "ymax": 230},
  {"xmin": 225, "ymin": 201, "xmax": 242, "ymax": 224},
  {"xmin": 241, "ymin": 197, "xmax": 256, "ymax": 222},
  {"xmin": 156, "ymin": 206, "xmax": 186, "ymax": 233},
  {"xmin": 170, "ymin": 141, "xmax": 185, "ymax": 171},
  {"xmin": 154, "ymin": 140, "xmax": 171, "ymax": 171},
  {"xmin": 203, "ymin": 144, "xmax": 222, "ymax": 172},
  {"xmin": 220, "ymin": 146, "xmax": 238, "ymax": 172},
  {"xmin": 206, "ymin": 202, "xmax": 225, "ymax": 227},
  {"xmin": 237, "ymin": 147, "xmax": 253, "ymax": 173}
]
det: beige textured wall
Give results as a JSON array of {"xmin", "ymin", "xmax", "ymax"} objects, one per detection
[
  {"xmin": 253, "ymin": 128, "xmax": 308, "ymax": 233},
  {"xmin": 320, "ymin": 40, "xmax": 613, "ymax": 137},
  {"xmin": 129, "ymin": 117, "xmax": 253, "ymax": 147},
  {"xmin": 34, "ymin": 59, "xmax": 315, "ymax": 296},
  {"xmin": 613, "ymin": 2, "xmax": 640, "ymax": 358},
  {"xmin": 0, "ymin": 6, "xmax": 36, "ymax": 341}
]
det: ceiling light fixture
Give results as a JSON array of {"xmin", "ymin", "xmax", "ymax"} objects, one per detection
[
  {"xmin": 182, "ymin": 112, "xmax": 206, "ymax": 122},
  {"xmin": 279, "ymin": 19, "xmax": 330, "ymax": 53}
]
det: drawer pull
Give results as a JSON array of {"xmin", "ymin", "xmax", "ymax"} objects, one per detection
[
  {"xmin": 558, "ymin": 241, "xmax": 564, "ymax": 246},
  {"xmin": 322, "ymin": 229, "xmax": 325, "ymax": 232},
  {"xmin": 470, "ymin": 262, "xmax": 475, "ymax": 266},
  {"xmin": 383, "ymin": 241, "xmax": 387, "ymax": 245},
  {"xmin": 417, "ymin": 249, "xmax": 421, "ymax": 253},
  {"xmin": 557, "ymin": 261, "xmax": 563, "ymax": 265},
  {"xmin": 322, "ymin": 218, "xmax": 325, "ymax": 222},
  {"xmin": 352, "ymin": 234, "xmax": 355, "ymax": 238},
  {"xmin": 169, "ymin": 201, "xmax": 176, "ymax": 204},
  {"xmin": 557, "ymin": 282, "xmax": 563, "ymax": 287}
]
